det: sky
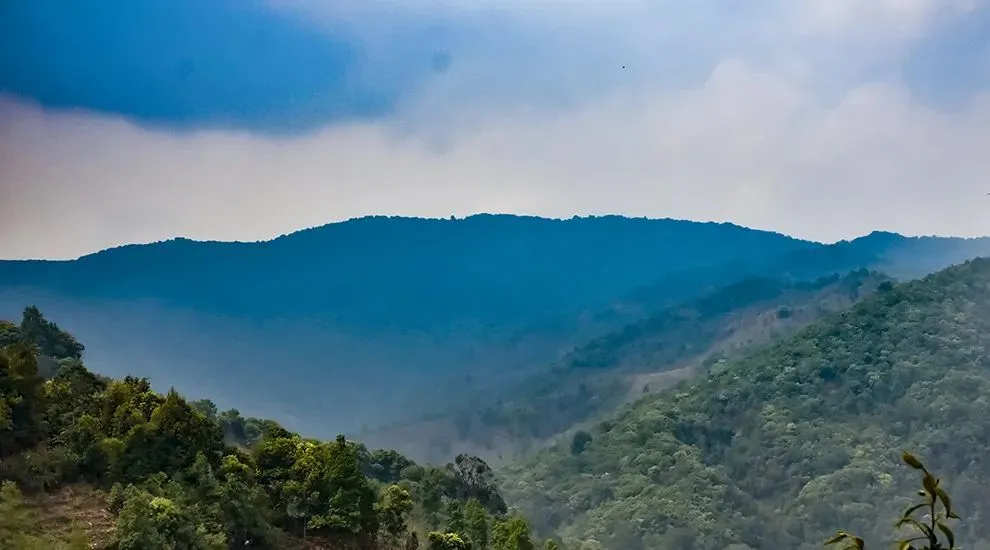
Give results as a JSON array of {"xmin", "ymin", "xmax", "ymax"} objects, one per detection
[{"xmin": 1, "ymin": 0, "xmax": 989, "ymax": 260}]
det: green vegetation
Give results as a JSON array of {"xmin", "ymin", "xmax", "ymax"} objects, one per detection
[
  {"xmin": 503, "ymin": 258, "xmax": 990, "ymax": 549},
  {"xmin": 365, "ymin": 270, "xmax": 887, "ymax": 462},
  {"xmin": 6, "ymin": 217, "xmax": 988, "ymax": 446},
  {"xmin": 0, "ymin": 307, "xmax": 545, "ymax": 549},
  {"xmin": 6, "ymin": 229, "xmax": 990, "ymax": 549},
  {"xmin": 827, "ymin": 452, "xmax": 960, "ymax": 550}
]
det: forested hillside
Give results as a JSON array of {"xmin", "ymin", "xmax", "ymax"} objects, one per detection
[
  {"xmin": 2, "ymin": 215, "xmax": 989, "ymax": 452},
  {"xmin": 0, "ymin": 308, "xmax": 545, "ymax": 549},
  {"xmin": 0, "ymin": 215, "xmax": 815, "ymax": 438},
  {"xmin": 502, "ymin": 257, "xmax": 990, "ymax": 550},
  {"xmin": 361, "ymin": 270, "xmax": 890, "ymax": 462}
]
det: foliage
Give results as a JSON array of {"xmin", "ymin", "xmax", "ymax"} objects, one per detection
[
  {"xmin": 0, "ymin": 306, "xmax": 544, "ymax": 549},
  {"xmin": 503, "ymin": 258, "xmax": 990, "ymax": 549},
  {"xmin": 464, "ymin": 498, "xmax": 491, "ymax": 548},
  {"xmin": 0, "ymin": 342, "xmax": 47, "ymax": 457},
  {"xmin": 378, "ymin": 484, "xmax": 416, "ymax": 548},
  {"xmin": 18, "ymin": 306, "xmax": 85, "ymax": 361},
  {"xmin": 427, "ymin": 531, "xmax": 468, "ymax": 550},
  {"xmin": 826, "ymin": 452, "xmax": 960, "ymax": 550},
  {"xmin": 0, "ymin": 320, "xmax": 19, "ymax": 348},
  {"xmin": 570, "ymin": 432, "xmax": 592, "ymax": 456},
  {"xmin": 369, "ymin": 270, "xmax": 887, "ymax": 462},
  {"xmin": 491, "ymin": 516, "xmax": 536, "ymax": 550},
  {"xmin": 10, "ymin": 216, "xmax": 963, "ymax": 450}
]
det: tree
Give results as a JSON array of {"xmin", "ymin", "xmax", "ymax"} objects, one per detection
[
  {"xmin": 0, "ymin": 321, "xmax": 19, "ymax": 348},
  {"xmin": 190, "ymin": 400, "xmax": 219, "ymax": 421},
  {"xmin": 142, "ymin": 389, "xmax": 225, "ymax": 478},
  {"xmin": 114, "ymin": 486, "xmax": 226, "ymax": 550},
  {"xmin": 45, "ymin": 361, "xmax": 107, "ymax": 440},
  {"xmin": 451, "ymin": 454, "xmax": 507, "ymax": 514},
  {"xmin": 570, "ymin": 431, "xmax": 592, "ymax": 456},
  {"xmin": 363, "ymin": 448, "xmax": 415, "ymax": 484},
  {"xmin": 18, "ymin": 306, "xmax": 84, "ymax": 361},
  {"xmin": 492, "ymin": 516, "xmax": 535, "ymax": 550},
  {"xmin": 314, "ymin": 435, "xmax": 379, "ymax": 539},
  {"xmin": 464, "ymin": 498, "xmax": 490, "ymax": 549},
  {"xmin": 826, "ymin": 452, "xmax": 960, "ymax": 550},
  {"xmin": 428, "ymin": 531, "xmax": 469, "ymax": 550},
  {"xmin": 216, "ymin": 454, "xmax": 280, "ymax": 547},
  {"xmin": 0, "ymin": 481, "xmax": 36, "ymax": 548},
  {"xmin": 446, "ymin": 499, "xmax": 467, "ymax": 538},
  {"xmin": 0, "ymin": 343, "xmax": 47, "ymax": 457},
  {"xmin": 0, "ymin": 313, "xmax": 532, "ymax": 550},
  {"xmin": 257, "ymin": 434, "xmax": 378, "ymax": 542},
  {"xmin": 377, "ymin": 485, "xmax": 414, "ymax": 548}
]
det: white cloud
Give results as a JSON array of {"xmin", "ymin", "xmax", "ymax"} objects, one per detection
[{"xmin": 1, "ymin": 1, "xmax": 988, "ymax": 259}]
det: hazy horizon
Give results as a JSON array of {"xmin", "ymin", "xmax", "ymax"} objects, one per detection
[
  {"xmin": 4, "ymin": 211, "xmax": 989, "ymax": 262},
  {"xmin": 3, "ymin": 1, "xmax": 990, "ymax": 259}
]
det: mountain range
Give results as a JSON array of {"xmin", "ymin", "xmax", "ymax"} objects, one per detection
[{"xmin": 2, "ymin": 214, "xmax": 989, "ymax": 452}]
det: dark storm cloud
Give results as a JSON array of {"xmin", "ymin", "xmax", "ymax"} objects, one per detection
[{"xmin": 0, "ymin": 0, "xmax": 399, "ymax": 133}]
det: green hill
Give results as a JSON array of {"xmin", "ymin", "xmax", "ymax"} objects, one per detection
[
  {"xmin": 0, "ymin": 308, "xmax": 543, "ymax": 550},
  {"xmin": 360, "ymin": 270, "xmax": 891, "ymax": 462},
  {"xmin": 501, "ymin": 257, "xmax": 990, "ymax": 550}
]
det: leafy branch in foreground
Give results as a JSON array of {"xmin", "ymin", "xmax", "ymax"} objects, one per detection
[{"xmin": 825, "ymin": 451, "xmax": 961, "ymax": 550}]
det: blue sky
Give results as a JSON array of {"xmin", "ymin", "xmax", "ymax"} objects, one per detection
[{"xmin": 1, "ymin": 0, "xmax": 989, "ymax": 258}]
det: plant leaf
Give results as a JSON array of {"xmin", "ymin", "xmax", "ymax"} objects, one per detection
[
  {"xmin": 901, "ymin": 503, "xmax": 926, "ymax": 519},
  {"xmin": 902, "ymin": 451, "xmax": 925, "ymax": 470},
  {"xmin": 936, "ymin": 487, "xmax": 957, "ymax": 519},
  {"xmin": 937, "ymin": 521, "xmax": 956, "ymax": 549}
]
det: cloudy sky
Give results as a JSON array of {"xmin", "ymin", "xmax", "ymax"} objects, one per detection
[{"xmin": 1, "ymin": 0, "xmax": 989, "ymax": 259}]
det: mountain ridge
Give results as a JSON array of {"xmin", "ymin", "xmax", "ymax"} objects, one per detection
[
  {"xmin": 2, "ymin": 214, "xmax": 813, "ymax": 262},
  {"xmin": 2, "ymin": 214, "xmax": 989, "ymax": 446}
]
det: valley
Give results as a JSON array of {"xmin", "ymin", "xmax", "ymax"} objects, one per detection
[
  {"xmin": 6, "ymin": 0, "xmax": 990, "ymax": 547},
  {"xmin": 4, "ymin": 215, "xmax": 990, "ymax": 549},
  {"xmin": 359, "ymin": 270, "xmax": 891, "ymax": 462},
  {"xmin": 3, "ymin": 216, "xmax": 990, "ymax": 456}
]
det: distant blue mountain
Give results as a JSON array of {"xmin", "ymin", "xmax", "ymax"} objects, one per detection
[
  {"xmin": 0, "ymin": 215, "xmax": 812, "ymax": 328},
  {"xmin": 0, "ymin": 215, "xmax": 987, "ymax": 440}
]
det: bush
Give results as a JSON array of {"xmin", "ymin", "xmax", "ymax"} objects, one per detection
[{"xmin": 826, "ymin": 452, "xmax": 960, "ymax": 550}]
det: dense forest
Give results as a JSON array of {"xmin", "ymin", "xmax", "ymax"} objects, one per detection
[
  {"xmin": 502, "ymin": 257, "xmax": 990, "ymax": 549},
  {"xmin": 1, "ymin": 299, "xmax": 975, "ymax": 549},
  {"xmin": 0, "ymin": 307, "xmax": 548, "ymax": 549}
]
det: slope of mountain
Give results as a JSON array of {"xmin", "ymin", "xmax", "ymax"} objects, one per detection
[
  {"xmin": 1, "ymin": 214, "xmax": 989, "ymax": 445},
  {"xmin": 501, "ymin": 257, "xmax": 990, "ymax": 550},
  {"xmin": 360, "ymin": 270, "xmax": 891, "ymax": 462},
  {"xmin": 0, "ymin": 215, "xmax": 813, "ymax": 326},
  {"xmin": 0, "ymin": 215, "xmax": 817, "ymax": 436},
  {"xmin": 0, "ymin": 309, "xmax": 544, "ymax": 550}
]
